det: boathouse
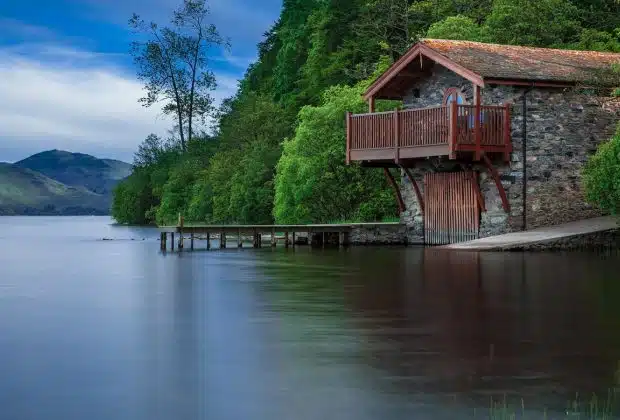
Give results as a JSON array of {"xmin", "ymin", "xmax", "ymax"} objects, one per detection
[{"xmin": 346, "ymin": 39, "xmax": 620, "ymax": 245}]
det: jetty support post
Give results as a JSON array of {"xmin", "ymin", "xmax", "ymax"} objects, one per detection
[
  {"xmin": 285, "ymin": 231, "xmax": 290, "ymax": 248},
  {"xmin": 220, "ymin": 231, "xmax": 226, "ymax": 249},
  {"xmin": 340, "ymin": 231, "xmax": 350, "ymax": 248},
  {"xmin": 207, "ymin": 233, "xmax": 211, "ymax": 250},
  {"xmin": 190, "ymin": 233, "xmax": 194, "ymax": 250},
  {"xmin": 238, "ymin": 229, "xmax": 243, "ymax": 248},
  {"xmin": 292, "ymin": 232, "xmax": 296, "ymax": 248},
  {"xmin": 171, "ymin": 232, "xmax": 175, "ymax": 251},
  {"xmin": 271, "ymin": 228, "xmax": 277, "ymax": 247},
  {"xmin": 160, "ymin": 232, "xmax": 167, "ymax": 251},
  {"xmin": 178, "ymin": 213, "xmax": 184, "ymax": 250}
]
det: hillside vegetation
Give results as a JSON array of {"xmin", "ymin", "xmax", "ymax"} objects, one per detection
[
  {"xmin": 112, "ymin": 0, "xmax": 620, "ymax": 226},
  {"xmin": 0, "ymin": 150, "xmax": 131, "ymax": 215}
]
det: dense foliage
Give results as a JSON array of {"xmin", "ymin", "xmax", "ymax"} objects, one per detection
[
  {"xmin": 112, "ymin": 0, "xmax": 620, "ymax": 226},
  {"xmin": 583, "ymin": 125, "xmax": 620, "ymax": 215}
]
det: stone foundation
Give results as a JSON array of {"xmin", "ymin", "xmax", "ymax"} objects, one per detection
[{"xmin": 350, "ymin": 224, "xmax": 408, "ymax": 245}]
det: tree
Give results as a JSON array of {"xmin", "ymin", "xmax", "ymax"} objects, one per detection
[
  {"xmin": 484, "ymin": 0, "xmax": 582, "ymax": 47},
  {"xmin": 129, "ymin": 0, "xmax": 229, "ymax": 150},
  {"xmin": 273, "ymin": 81, "xmax": 398, "ymax": 224},
  {"xmin": 583, "ymin": 125, "xmax": 620, "ymax": 215},
  {"xmin": 426, "ymin": 15, "xmax": 485, "ymax": 41}
]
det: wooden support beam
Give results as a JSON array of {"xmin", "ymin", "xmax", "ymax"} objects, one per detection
[
  {"xmin": 190, "ymin": 233, "xmax": 194, "ymax": 250},
  {"xmin": 402, "ymin": 166, "xmax": 424, "ymax": 214},
  {"xmin": 171, "ymin": 232, "xmax": 175, "ymax": 251},
  {"xmin": 285, "ymin": 232, "xmax": 290, "ymax": 248},
  {"xmin": 482, "ymin": 154, "xmax": 510, "ymax": 213},
  {"xmin": 160, "ymin": 232, "xmax": 167, "ymax": 251},
  {"xmin": 383, "ymin": 167, "xmax": 406, "ymax": 214},
  {"xmin": 207, "ymin": 233, "xmax": 211, "ymax": 250},
  {"xmin": 368, "ymin": 96, "xmax": 375, "ymax": 113},
  {"xmin": 474, "ymin": 85, "xmax": 482, "ymax": 161},
  {"xmin": 220, "ymin": 232, "xmax": 226, "ymax": 249},
  {"xmin": 271, "ymin": 228, "xmax": 277, "ymax": 247},
  {"xmin": 292, "ymin": 232, "xmax": 296, "ymax": 247},
  {"xmin": 238, "ymin": 229, "xmax": 242, "ymax": 248},
  {"xmin": 394, "ymin": 109, "xmax": 400, "ymax": 164},
  {"xmin": 449, "ymin": 101, "xmax": 458, "ymax": 159},
  {"xmin": 346, "ymin": 112, "xmax": 352, "ymax": 165}
]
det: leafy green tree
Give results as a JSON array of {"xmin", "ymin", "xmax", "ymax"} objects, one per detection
[
  {"xmin": 484, "ymin": 0, "xmax": 582, "ymax": 47},
  {"xmin": 273, "ymin": 81, "xmax": 398, "ymax": 224},
  {"xmin": 111, "ymin": 169, "xmax": 155, "ymax": 224},
  {"xmin": 583, "ymin": 126, "xmax": 620, "ymax": 215},
  {"xmin": 426, "ymin": 15, "xmax": 485, "ymax": 41},
  {"xmin": 129, "ymin": 0, "xmax": 228, "ymax": 149}
]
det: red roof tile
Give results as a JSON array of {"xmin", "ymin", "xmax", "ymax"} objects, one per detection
[{"xmin": 421, "ymin": 39, "xmax": 620, "ymax": 84}]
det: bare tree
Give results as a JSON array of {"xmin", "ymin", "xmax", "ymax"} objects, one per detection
[{"xmin": 129, "ymin": 0, "xmax": 230, "ymax": 151}]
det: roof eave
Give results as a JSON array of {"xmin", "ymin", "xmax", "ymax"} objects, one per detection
[{"xmin": 363, "ymin": 42, "xmax": 485, "ymax": 102}]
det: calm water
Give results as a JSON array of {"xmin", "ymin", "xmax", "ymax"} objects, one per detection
[{"xmin": 1, "ymin": 217, "xmax": 620, "ymax": 419}]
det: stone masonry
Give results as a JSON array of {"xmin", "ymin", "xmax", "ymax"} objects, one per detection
[{"xmin": 399, "ymin": 66, "xmax": 619, "ymax": 243}]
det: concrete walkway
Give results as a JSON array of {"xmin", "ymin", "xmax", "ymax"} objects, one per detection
[{"xmin": 441, "ymin": 216, "xmax": 618, "ymax": 251}]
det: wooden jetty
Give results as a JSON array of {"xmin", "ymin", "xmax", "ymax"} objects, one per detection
[{"xmin": 158, "ymin": 216, "xmax": 400, "ymax": 251}]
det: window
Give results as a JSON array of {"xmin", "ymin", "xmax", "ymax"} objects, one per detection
[{"xmin": 443, "ymin": 87, "xmax": 466, "ymax": 105}]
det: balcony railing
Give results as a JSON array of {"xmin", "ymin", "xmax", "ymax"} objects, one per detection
[{"xmin": 346, "ymin": 103, "xmax": 511, "ymax": 163}]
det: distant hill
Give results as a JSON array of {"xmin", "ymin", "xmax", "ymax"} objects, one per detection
[
  {"xmin": 0, "ymin": 150, "xmax": 132, "ymax": 216},
  {"xmin": 15, "ymin": 150, "xmax": 132, "ymax": 195}
]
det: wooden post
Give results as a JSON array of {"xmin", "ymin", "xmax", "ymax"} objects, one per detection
[
  {"xmin": 346, "ymin": 112, "xmax": 352, "ymax": 165},
  {"xmin": 449, "ymin": 100, "xmax": 458, "ymax": 159},
  {"xmin": 285, "ymin": 231, "xmax": 289, "ymax": 248},
  {"xmin": 177, "ymin": 214, "xmax": 184, "ymax": 250},
  {"xmin": 171, "ymin": 232, "xmax": 175, "ymax": 251},
  {"xmin": 190, "ymin": 233, "xmax": 194, "ymax": 250},
  {"xmin": 220, "ymin": 231, "xmax": 226, "ymax": 249},
  {"xmin": 292, "ymin": 232, "xmax": 296, "ymax": 247},
  {"xmin": 322, "ymin": 232, "xmax": 326, "ymax": 248},
  {"xmin": 271, "ymin": 228, "xmax": 277, "ymax": 247},
  {"xmin": 474, "ymin": 85, "xmax": 482, "ymax": 161},
  {"xmin": 160, "ymin": 232, "xmax": 166, "ymax": 251},
  {"xmin": 394, "ymin": 109, "xmax": 400, "ymax": 163},
  {"xmin": 339, "ymin": 232, "xmax": 345, "ymax": 248},
  {"xmin": 238, "ymin": 229, "xmax": 242, "ymax": 248},
  {"xmin": 368, "ymin": 96, "xmax": 375, "ymax": 113},
  {"xmin": 343, "ymin": 232, "xmax": 350, "ymax": 247}
]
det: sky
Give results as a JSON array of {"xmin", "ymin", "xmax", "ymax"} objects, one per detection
[{"xmin": 0, "ymin": 0, "xmax": 282, "ymax": 163}]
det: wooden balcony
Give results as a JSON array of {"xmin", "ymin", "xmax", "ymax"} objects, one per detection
[{"xmin": 346, "ymin": 102, "xmax": 512, "ymax": 165}]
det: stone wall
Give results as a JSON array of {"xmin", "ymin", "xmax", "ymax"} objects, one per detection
[
  {"xmin": 350, "ymin": 224, "xmax": 408, "ymax": 245},
  {"xmin": 398, "ymin": 66, "xmax": 619, "ymax": 241}
]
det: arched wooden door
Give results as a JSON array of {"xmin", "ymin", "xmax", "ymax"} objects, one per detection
[{"xmin": 424, "ymin": 172, "xmax": 480, "ymax": 245}]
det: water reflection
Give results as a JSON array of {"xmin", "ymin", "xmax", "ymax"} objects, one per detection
[{"xmin": 3, "ymin": 218, "xmax": 620, "ymax": 419}]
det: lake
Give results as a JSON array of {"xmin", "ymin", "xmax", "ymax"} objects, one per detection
[{"xmin": 1, "ymin": 216, "xmax": 620, "ymax": 419}]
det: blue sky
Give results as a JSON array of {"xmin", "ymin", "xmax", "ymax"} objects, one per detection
[{"xmin": 0, "ymin": 0, "xmax": 281, "ymax": 162}]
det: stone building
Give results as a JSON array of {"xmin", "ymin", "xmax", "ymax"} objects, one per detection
[{"xmin": 346, "ymin": 39, "xmax": 620, "ymax": 245}]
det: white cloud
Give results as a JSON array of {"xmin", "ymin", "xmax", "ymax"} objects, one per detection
[{"xmin": 0, "ymin": 45, "xmax": 240, "ymax": 163}]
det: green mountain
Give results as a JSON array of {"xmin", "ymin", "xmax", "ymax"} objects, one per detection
[
  {"xmin": 15, "ymin": 150, "xmax": 132, "ymax": 195},
  {"xmin": 0, "ymin": 150, "xmax": 132, "ymax": 215}
]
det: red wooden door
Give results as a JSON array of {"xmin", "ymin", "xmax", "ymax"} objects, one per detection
[{"xmin": 424, "ymin": 172, "xmax": 480, "ymax": 245}]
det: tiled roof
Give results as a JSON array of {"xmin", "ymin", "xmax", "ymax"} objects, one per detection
[{"xmin": 421, "ymin": 39, "xmax": 620, "ymax": 85}]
